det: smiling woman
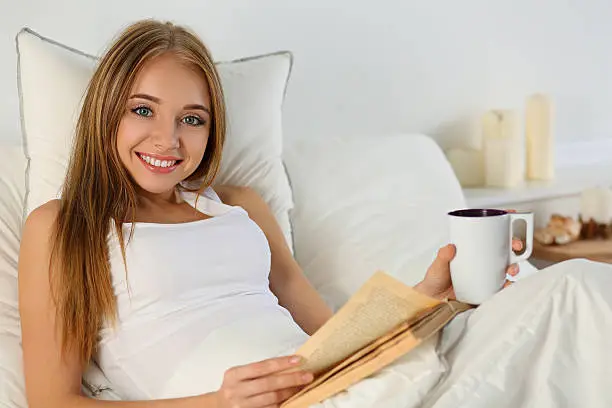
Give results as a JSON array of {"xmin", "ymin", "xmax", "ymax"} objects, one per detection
[{"xmin": 17, "ymin": 19, "xmax": 333, "ymax": 408}]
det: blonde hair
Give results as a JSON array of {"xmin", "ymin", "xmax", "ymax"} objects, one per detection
[{"xmin": 50, "ymin": 19, "xmax": 226, "ymax": 365}]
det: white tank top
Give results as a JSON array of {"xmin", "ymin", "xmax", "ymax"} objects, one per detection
[{"xmin": 96, "ymin": 188, "xmax": 309, "ymax": 400}]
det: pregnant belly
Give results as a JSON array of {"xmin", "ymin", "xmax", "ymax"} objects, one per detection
[{"xmin": 158, "ymin": 309, "xmax": 310, "ymax": 399}]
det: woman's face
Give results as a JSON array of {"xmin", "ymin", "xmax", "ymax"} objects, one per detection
[{"xmin": 116, "ymin": 53, "xmax": 212, "ymax": 196}]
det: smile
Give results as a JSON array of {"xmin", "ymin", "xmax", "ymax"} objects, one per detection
[{"xmin": 135, "ymin": 152, "xmax": 183, "ymax": 174}]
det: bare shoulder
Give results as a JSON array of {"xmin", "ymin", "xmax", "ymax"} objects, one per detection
[
  {"xmin": 18, "ymin": 200, "xmax": 60, "ymax": 300},
  {"xmin": 23, "ymin": 199, "xmax": 61, "ymax": 236},
  {"xmin": 19, "ymin": 202, "xmax": 59, "ymax": 314},
  {"xmin": 20, "ymin": 200, "xmax": 61, "ymax": 264},
  {"xmin": 214, "ymin": 185, "xmax": 264, "ymax": 210}
]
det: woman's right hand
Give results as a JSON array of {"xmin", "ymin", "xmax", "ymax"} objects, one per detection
[{"xmin": 215, "ymin": 355, "xmax": 314, "ymax": 408}]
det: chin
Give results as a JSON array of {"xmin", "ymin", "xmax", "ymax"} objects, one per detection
[
  {"xmin": 138, "ymin": 183, "xmax": 178, "ymax": 195},
  {"xmin": 131, "ymin": 173, "xmax": 181, "ymax": 195}
]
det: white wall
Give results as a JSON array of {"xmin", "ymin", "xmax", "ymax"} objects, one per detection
[{"xmin": 2, "ymin": 0, "xmax": 612, "ymax": 152}]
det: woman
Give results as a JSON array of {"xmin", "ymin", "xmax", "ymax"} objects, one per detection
[{"xmin": 18, "ymin": 20, "xmax": 524, "ymax": 408}]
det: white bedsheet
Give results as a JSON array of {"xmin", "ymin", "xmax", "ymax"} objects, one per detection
[
  {"xmin": 310, "ymin": 259, "xmax": 612, "ymax": 408},
  {"xmin": 425, "ymin": 258, "xmax": 612, "ymax": 408}
]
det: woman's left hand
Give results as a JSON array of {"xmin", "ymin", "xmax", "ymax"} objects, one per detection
[{"xmin": 415, "ymin": 239, "xmax": 524, "ymax": 300}]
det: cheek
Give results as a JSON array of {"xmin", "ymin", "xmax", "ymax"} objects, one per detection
[
  {"xmin": 182, "ymin": 130, "xmax": 210, "ymax": 163},
  {"xmin": 116, "ymin": 118, "xmax": 145, "ymax": 160}
]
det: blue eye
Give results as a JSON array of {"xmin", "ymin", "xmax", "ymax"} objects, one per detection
[
  {"xmin": 182, "ymin": 115, "xmax": 204, "ymax": 126},
  {"xmin": 132, "ymin": 106, "xmax": 153, "ymax": 117}
]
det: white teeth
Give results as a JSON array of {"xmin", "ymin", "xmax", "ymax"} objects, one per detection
[{"xmin": 139, "ymin": 153, "xmax": 177, "ymax": 168}]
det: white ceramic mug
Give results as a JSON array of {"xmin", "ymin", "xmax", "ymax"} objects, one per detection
[{"xmin": 448, "ymin": 209, "xmax": 534, "ymax": 305}]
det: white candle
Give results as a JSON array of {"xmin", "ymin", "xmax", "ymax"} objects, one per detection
[
  {"xmin": 484, "ymin": 137, "xmax": 522, "ymax": 187},
  {"xmin": 445, "ymin": 148, "xmax": 484, "ymax": 187},
  {"xmin": 525, "ymin": 94, "xmax": 554, "ymax": 180},
  {"xmin": 481, "ymin": 109, "xmax": 523, "ymax": 188},
  {"xmin": 482, "ymin": 109, "xmax": 518, "ymax": 140}
]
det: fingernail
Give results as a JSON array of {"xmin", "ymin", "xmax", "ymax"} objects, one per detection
[
  {"xmin": 302, "ymin": 373, "xmax": 313, "ymax": 382},
  {"xmin": 290, "ymin": 356, "xmax": 302, "ymax": 364}
]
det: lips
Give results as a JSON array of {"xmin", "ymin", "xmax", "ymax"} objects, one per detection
[{"xmin": 135, "ymin": 152, "xmax": 183, "ymax": 174}]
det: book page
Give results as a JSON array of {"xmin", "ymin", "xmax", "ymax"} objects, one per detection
[{"xmin": 295, "ymin": 271, "xmax": 441, "ymax": 375}]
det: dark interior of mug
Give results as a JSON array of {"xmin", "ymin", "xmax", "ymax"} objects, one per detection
[{"xmin": 448, "ymin": 209, "xmax": 507, "ymax": 217}]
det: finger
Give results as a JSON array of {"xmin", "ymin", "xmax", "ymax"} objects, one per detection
[
  {"xmin": 504, "ymin": 279, "xmax": 513, "ymax": 288},
  {"xmin": 512, "ymin": 238, "xmax": 523, "ymax": 252},
  {"xmin": 506, "ymin": 264, "xmax": 519, "ymax": 276},
  {"xmin": 435, "ymin": 244, "xmax": 456, "ymax": 263},
  {"xmin": 243, "ymin": 386, "xmax": 304, "ymax": 407},
  {"xmin": 239, "ymin": 371, "xmax": 313, "ymax": 398},
  {"xmin": 228, "ymin": 356, "xmax": 303, "ymax": 382}
]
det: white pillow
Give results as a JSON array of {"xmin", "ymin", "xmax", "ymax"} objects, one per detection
[
  {"xmin": 283, "ymin": 134, "xmax": 466, "ymax": 310},
  {"xmin": 16, "ymin": 28, "xmax": 294, "ymax": 249},
  {"xmin": 0, "ymin": 144, "xmax": 27, "ymax": 408}
]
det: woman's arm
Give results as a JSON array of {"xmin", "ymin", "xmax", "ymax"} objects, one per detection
[
  {"xmin": 18, "ymin": 201, "xmax": 216, "ymax": 408},
  {"xmin": 216, "ymin": 186, "xmax": 333, "ymax": 335}
]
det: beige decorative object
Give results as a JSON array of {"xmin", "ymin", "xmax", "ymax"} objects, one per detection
[
  {"xmin": 525, "ymin": 94, "xmax": 554, "ymax": 180},
  {"xmin": 445, "ymin": 148, "xmax": 484, "ymax": 187},
  {"xmin": 482, "ymin": 110, "xmax": 523, "ymax": 188},
  {"xmin": 579, "ymin": 187, "xmax": 612, "ymax": 239},
  {"xmin": 534, "ymin": 214, "xmax": 581, "ymax": 246},
  {"xmin": 580, "ymin": 187, "xmax": 612, "ymax": 224}
]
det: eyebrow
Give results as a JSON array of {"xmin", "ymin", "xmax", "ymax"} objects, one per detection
[{"xmin": 129, "ymin": 93, "xmax": 211, "ymax": 115}]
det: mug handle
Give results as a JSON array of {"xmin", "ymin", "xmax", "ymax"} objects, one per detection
[{"xmin": 509, "ymin": 212, "xmax": 534, "ymax": 264}]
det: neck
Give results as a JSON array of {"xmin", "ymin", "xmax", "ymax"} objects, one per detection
[{"xmin": 135, "ymin": 186, "xmax": 181, "ymax": 209}]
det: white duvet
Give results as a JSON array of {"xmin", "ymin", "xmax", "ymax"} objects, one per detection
[{"xmin": 307, "ymin": 259, "xmax": 612, "ymax": 408}]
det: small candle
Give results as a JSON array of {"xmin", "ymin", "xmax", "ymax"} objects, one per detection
[
  {"xmin": 525, "ymin": 94, "xmax": 554, "ymax": 180},
  {"xmin": 446, "ymin": 148, "xmax": 484, "ymax": 187},
  {"xmin": 482, "ymin": 109, "xmax": 518, "ymax": 140},
  {"xmin": 484, "ymin": 137, "xmax": 522, "ymax": 187}
]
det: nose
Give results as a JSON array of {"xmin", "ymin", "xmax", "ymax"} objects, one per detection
[{"xmin": 151, "ymin": 117, "xmax": 180, "ymax": 152}]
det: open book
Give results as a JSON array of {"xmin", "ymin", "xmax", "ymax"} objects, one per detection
[{"xmin": 281, "ymin": 271, "xmax": 472, "ymax": 408}]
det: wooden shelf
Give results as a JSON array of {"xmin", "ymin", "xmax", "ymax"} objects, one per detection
[{"xmin": 532, "ymin": 238, "xmax": 612, "ymax": 264}]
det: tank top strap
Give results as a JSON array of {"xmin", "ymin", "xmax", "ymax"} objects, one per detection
[{"xmin": 179, "ymin": 188, "xmax": 246, "ymax": 218}]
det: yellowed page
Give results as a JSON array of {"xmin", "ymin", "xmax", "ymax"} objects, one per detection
[{"xmin": 295, "ymin": 271, "xmax": 440, "ymax": 375}]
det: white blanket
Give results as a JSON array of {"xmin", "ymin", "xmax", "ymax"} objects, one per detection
[
  {"xmin": 315, "ymin": 259, "xmax": 612, "ymax": 408},
  {"xmin": 426, "ymin": 259, "xmax": 612, "ymax": 408}
]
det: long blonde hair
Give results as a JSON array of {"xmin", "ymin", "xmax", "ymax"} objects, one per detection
[{"xmin": 50, "ymin": 19, "xmax": 226, "ymax": 365}]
